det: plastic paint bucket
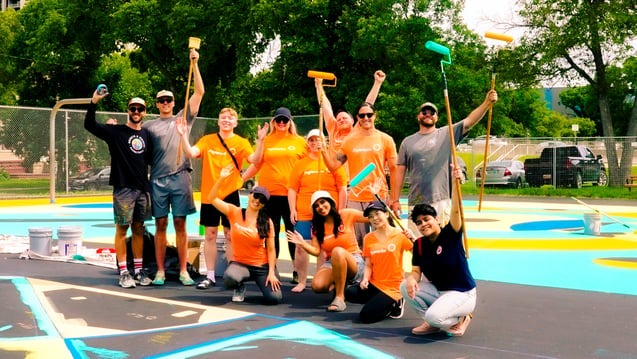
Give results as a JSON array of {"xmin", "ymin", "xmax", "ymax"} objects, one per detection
[
  {"xmin": 29, "ymin": 227, "xmax": 53, "ymax": 256},
  {"xmin": 583, "ymin": 213, "xmax": 602, "ymax": 235},
  {"xmin": 57, "ymin": 225, "xmax": 83, "ymax": 257}
]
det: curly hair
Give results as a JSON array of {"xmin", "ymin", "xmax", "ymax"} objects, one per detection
[{"xmin": 310, "ymin": 197, "xmax": 343, "ymax": 245}]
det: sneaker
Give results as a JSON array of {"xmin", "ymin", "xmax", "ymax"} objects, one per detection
[
  {"xmin": 232, "ymin": 283, "xmax": 246, "ymax": 302},
  {"xmin": 179, "ymin": 271, "xmax": 195, "ymax": 286},
  {"xmin": 134, "ymin": 269, "xmax": 152, "ymax": 286},
  {"xmin": 119, "ymin": 271, "xmax": 136, "ymax": 288},
  {"xmin": 445, "ymin": 314, "xmax": 472, "ymax": 337},
  {"xmin": 196, "ymin": 277, "xmax": 215, "ymax": 289},
  {"xmin": 152, "ymin": 270, "xmax": 165, "ymax": 286},
  {"xmin": 412, "ymin": 322, "xmax": 441, "ymax": 336},
  {"xmin": 388, "ymin": 298, "xmax": 405, "ymax": 319}
]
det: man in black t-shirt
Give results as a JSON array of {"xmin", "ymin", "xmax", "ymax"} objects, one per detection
[{"xmin": 85, "ymin": 90, "xmax": 153, "ymax": 288}]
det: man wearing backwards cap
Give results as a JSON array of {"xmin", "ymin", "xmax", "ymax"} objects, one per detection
[
  {"xmin": 389, "ymin": 90, "xmax": 498, "ymax": 228},
  {"xmin": 143, "ymin": 48, "xmax": 205, "ymax": 286},
  {"xmin": 84, "ymin": 90, "xmax": 153, "ymax": 289}
]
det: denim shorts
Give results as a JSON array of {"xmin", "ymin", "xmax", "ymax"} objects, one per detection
[
  {"xmin": 294, "ymin": 221, "xmax": 312, "ymax": 240},
  {"xmin": 151, "ymin": 170, "xmax": 196, "ymax": 218},
  {"xmin": 322, "ymin": 252, "xmax": 365, "ymax": 284},
  {"xmin": 113, "ymin": 187, "xmax": 152, "ymax": 225}
]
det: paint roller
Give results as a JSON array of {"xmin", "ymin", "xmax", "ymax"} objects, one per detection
[
  {"xmin": 307, "ymin": 70, "xmax": 336, "ymax": 80},
  {"xmin": 478, "ymin": 32, "xmax": 514, "ymax": 212},
  {"xmin": 425, "ymin": 40, "xmax": 451, "ymax": 66},
  {"xmin": 349, "ymin": 163, "xmax": 376, "ymax": 188}
]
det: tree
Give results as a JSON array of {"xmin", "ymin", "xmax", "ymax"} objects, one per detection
[
  {"xmin": 0, "ymin": 9, "xmax": 21, "ymax": 105},
  {"xmin": 502, "ymin": 0, "xmax": 637, "ymax": 186}
]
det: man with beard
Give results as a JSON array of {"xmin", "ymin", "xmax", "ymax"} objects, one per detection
[
  {"xmin": 389, "ymin": 90, "xmax": 498, "ymax": 228},
  {"xmin": 84, "ymin": 92, "xmax": 153, "ymax": 288}
]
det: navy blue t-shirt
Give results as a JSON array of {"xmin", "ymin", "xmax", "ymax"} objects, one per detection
[
  {"xmin": 84, "ymin": 103, "xmax": 152, "ymax": 192},
  {"xmin": 412, "ymin": 224, "xmax": 476, "ymax": 292}
]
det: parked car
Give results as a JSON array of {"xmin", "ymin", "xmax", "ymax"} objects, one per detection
[
  {"xmin": 241, "ymin": 169, "xmax": 255, "ymax": 190},
  {"xmin": 69, "ymin": 167, "xmax": 110, "ymax": 191},
  {"xmin": 524, "ymin": 145, "xmax": 607, "ymax": 188},
  {"xmin": 470, "ymin": 135, "xmax": 507, "ymax": 146},
  {"xmin": 475, "ymin": 160, "xmax": 525, "ymax": 189}
]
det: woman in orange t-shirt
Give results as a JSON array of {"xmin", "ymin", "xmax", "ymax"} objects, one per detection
[
  {"xmin": 287, "ymin": 191, "xmax": 368, "ymax": 312},
  {"xmin": 209, "ymin": 165, "xmax": 282, "ymax": 305},
  {"xmin": 345, "ymin": 201, "xmax": 413, "ymax": 323}
]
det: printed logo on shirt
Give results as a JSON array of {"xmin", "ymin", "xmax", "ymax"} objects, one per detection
[
  {"xmin": 208, "ymin": 149, "xmax": 227, "ymax": 156},
  {"xmin": 436, "ymin": 245, "xmax": 443, "ymax": 255},
  {"xmin": 352, "ymin": 143, "xmax": 382, "ymax": 153},
  {"xmin": 129, "ymin": 135, "xmax": 146, "ymax": 154},
  {"xmin": 287, "ymin": 145, "xmax": 297, "ymax": 151}
]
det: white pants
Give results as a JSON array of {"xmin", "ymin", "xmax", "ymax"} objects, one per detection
[{"xmin": 400, "ymin": 279, "xmax": 476, "ymax": 330}]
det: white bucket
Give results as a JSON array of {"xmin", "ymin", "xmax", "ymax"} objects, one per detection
[
  {"xmin": 29, "ymin": 227, "xmax": 53, "ymax": 256},
  {"xmin": 583, "ymin": 213, "xmax": 602, "ymax": 235},
  {"xmin": 57, "ymin": 225, "xmax": 83, "ymax": 257}
]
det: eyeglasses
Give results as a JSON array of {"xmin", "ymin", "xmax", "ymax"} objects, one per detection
[
  {"xmin": 274, "ymin": 117, "xmax": 290, "ymax": 124},
  {"xmin": 128, "ymin": 106, "xmax": 145, "ymax": 113},
  {"xmin": 252, "ymin": 193, "xmax": 267, "ymax": 205},
  {"xmin": 357, "ymin": 112, "xmax": 374, "ymax": 119},
  {"xmin": 157, "ymin": 97, "xmax": 173, "ymax": 104},
  {"xmin": 421, "ymin": 108, "xmax": 436, "ymax": 116}
]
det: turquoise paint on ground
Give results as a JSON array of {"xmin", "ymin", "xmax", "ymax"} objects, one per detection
[{"xmin": 6, "ymin": 277, "xmax": 60, "ymax": 339}]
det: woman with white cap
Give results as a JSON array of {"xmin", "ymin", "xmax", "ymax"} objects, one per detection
[
  {"xmin": 209, "ymin": 165, "xmax": 282, "ymax": 305},
  {"xmin": 287, "ymin": 191, "xmax": 368, "ymax": 312},
  {"xmin": 287, "ymin": 129, "xmax": 347, "ymax": 292}
]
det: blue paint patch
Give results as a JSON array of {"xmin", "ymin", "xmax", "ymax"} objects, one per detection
[
  {"xmin": 66, "ymin": 338, "xmax": 129, "ymax": 359},
  {"xmin": 7, "ymin": 277, "xmax": 60, "ymax": 339},
  {"xmin": 511, "ymin": 220, "xmax": 584, "ymax": 231},
  {"xmin": 146, "ymin": 320, "xmax": 394, "ymax": 359},
  {"xmin": 64, "ymin": 203, "xmax": 113, "ymax": 209}
]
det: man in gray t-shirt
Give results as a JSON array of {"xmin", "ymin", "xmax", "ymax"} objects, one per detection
[
  {"xmin": 143, "ymin": 48, "xmax": 205, "ymax": 286},
  {"xmin": 389, "ymin": 90, "xmax": 498, "ymax": 226}
]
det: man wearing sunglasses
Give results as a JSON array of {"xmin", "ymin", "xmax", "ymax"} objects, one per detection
[
  {"xmin": 84, "ymin": 92, "xmax": 153, "ymax": 289},
  {"xmin": 389, "ymin": 90, "xmax": 498, "ymax": 228},
  {"xmin": 143, "ymin": 48, "xmax": 205, "ymax": 286},
  {"xmin": 322, "ymin": 101, "xmax": 399, "ymax": 247}
]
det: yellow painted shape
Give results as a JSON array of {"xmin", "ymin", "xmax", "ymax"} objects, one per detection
[
  {"xmin": 0, "ymin": 339, "xmax": 72, "ymax": 359},
  {"xmin": 593, "ymin": 258, "xmax": 637, "ymax": 270}
]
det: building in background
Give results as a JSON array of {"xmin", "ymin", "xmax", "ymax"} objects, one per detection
[{"xmin": 1, "ymin": 0, "xmax": 28, "ymax": 11}]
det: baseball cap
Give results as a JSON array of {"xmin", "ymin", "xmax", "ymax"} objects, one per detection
[
  {"xmin": 419, "ymin": 102, "xmax": 438, "ymax": 113},
  {"xmin": 363, "ymin": 200, "xmax": 388, "ymax": 217},
  {"xmin": 310, "ymin": 190, "xmax": 334, "ymax": 211},
  {"xmin": 273, "ymin": 107, "xmax": 292, "ymax": 120},
  {"xmin": 306, "ymin": 129, "xmax": 322, "ymax": 141},
  {"xmin": 128, "ymin": 97, "xmax": 146, "ymax": 107},
  {"xmin": 156, "ymin": 90, "xmax": 174, "ymax": 99},
  {"xmin": 251, "ymin": 186, "xmax": 270, "ymax": 201}
]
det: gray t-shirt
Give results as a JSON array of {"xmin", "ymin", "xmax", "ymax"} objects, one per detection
[
  {"xmin": 143, "ymin": 108, "xmax": 196, "ymax": 180},
  {"xmin": 397, "ymin": 121, "xmax": 464, "ymax": 205}
]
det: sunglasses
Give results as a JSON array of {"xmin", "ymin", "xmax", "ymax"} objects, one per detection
[
  {"xmin": 421, "ymin": 108, "xmax": 436, "ymax": 116},
  {"xmin": 157, "ymin": 97, "xmax": 173, "ymax": 104},
  {"xmin": 274, "ymin": 117, "xmax": 290, "ymax": 124},
  {"xmin": 357, "ymin": 112, "xmax": 374, "ymax": 119},
  {"xmin": 128, "ymin": 106, "xmax": 145, "ymax": 113},
  {"xmin": 252, "ymin": 192, "xmax": 267, "ymax": 205}
]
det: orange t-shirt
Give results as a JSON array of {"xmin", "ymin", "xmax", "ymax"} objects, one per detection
[
  {"xmin": 227, "ymin": 206, "xmax": 274, "ymax": 266},
  {"xmin": 320, "ymin": 209, "xmax": 362, "ymax": 258},
  {"xmin": 195, "ymin": 134, "xmax": 253, "ymax": 203},
  {"xmin": 363, "ymin": 229, "xmax": 413, "ymax": 300},
  {"xmin": 288, "ymin": 156, "xmax": 347, "ymax": 220},
  {"xmin": 259, "ymin": 132, "xmax": 306, "ymax": 196},
  {"xmin": 339, "ymin": 130, "xmax": 397, "ymax": 202}
]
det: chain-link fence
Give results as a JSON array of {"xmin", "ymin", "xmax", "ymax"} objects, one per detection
[{"xmin": 0, "ymin": 105, "xmax": 320, "ymax": 198}]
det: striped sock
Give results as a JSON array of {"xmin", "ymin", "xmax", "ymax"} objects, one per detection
[
  {"xmin": 118, "ymin": 262, "xmax": 128, "ymax": 274},
  {"xmin": 134, "ymin": 258, "xmax": 143, "ymax": 274}
]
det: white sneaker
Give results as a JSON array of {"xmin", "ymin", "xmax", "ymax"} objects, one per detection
[
  {"xmin": 232, "ymin": 283, "xmax": 246, "ymax": 302},
  {"xmin": 119, "ymin": 271, "xmax": 136, "ymax": 288}
]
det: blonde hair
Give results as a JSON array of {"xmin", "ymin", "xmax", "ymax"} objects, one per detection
[{"xmin": 219, "ymin": 107, "xmax": 238, "ymax": 118}]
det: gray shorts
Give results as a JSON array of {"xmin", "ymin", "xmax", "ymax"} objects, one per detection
[
  {"xmin": 113, "ymin": 187, "xmax": 152, "ymax": 225},
  {"xmin": 151, "ymin": 170, "xmax": 196, "ymax": 218},
  {"xmin": 322, "ymin": 252, "xmax": 365, "ymax": 285}
]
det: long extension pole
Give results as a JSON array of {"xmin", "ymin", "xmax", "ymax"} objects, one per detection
[
  {"xmin": 177, "ymin": 37, "xmax": 201, "ymax": 165},
  {"xmin": 307, "ymin": 71, "xmax": 337, "ymax": 190},
  {"xmin": 425, "ymin": 40, "xmax": 469, "ymax": 257}
]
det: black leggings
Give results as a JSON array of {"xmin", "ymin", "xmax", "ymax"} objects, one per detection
[
  {"xmin": 345, "ymin": 282, "xmax": 396, "ymax": 323},
  {"xmin": 265, "ymin": 195, "xmax": 295, "ymax": 259}
]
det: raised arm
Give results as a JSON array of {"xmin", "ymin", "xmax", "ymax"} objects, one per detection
[
  {"xmin": 247, "ymin": 122, "xmax": 269, "ymax": 164},
  {"xmin": 188, "ymin": 49, "xmax": 205, "ymax": 116},
  {"xmin": 208, "ymin": 164, "xmax": 234, "ymax": 215},
  {"xmin": 176, "ymin": 120, "xmax": 201, "ymax": 158},
  {"xmin": 320, "ymin": 144, "xmax": 346, "ymax": 172},
  {"xmin": 449, "ymin": 164, "xmax": 463, "ymax": 232},
  {"xmin": 462, "ymin": 90, "xmax": 498, "ymax": 134},
  {"xmin": 315, "ymin": 78, "xmax": 336, "ymax": 131},
  {"xmin": 364, "ymin": 70, "xmax": 386, "ymax": 105}
]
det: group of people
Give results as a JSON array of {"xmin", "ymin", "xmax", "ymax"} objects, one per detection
[{"xmin": 85, "ymin": 49, "xmax": 497, "ymax": 336}]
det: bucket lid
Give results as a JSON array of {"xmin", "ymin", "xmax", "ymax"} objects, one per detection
[
  {"xmin": 29, "ymin": 227, "xmax": 53, "ymax": 233},
  {"xmin": 57, "ymin": 225, "xmax": 83, "ymax": 232}
]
